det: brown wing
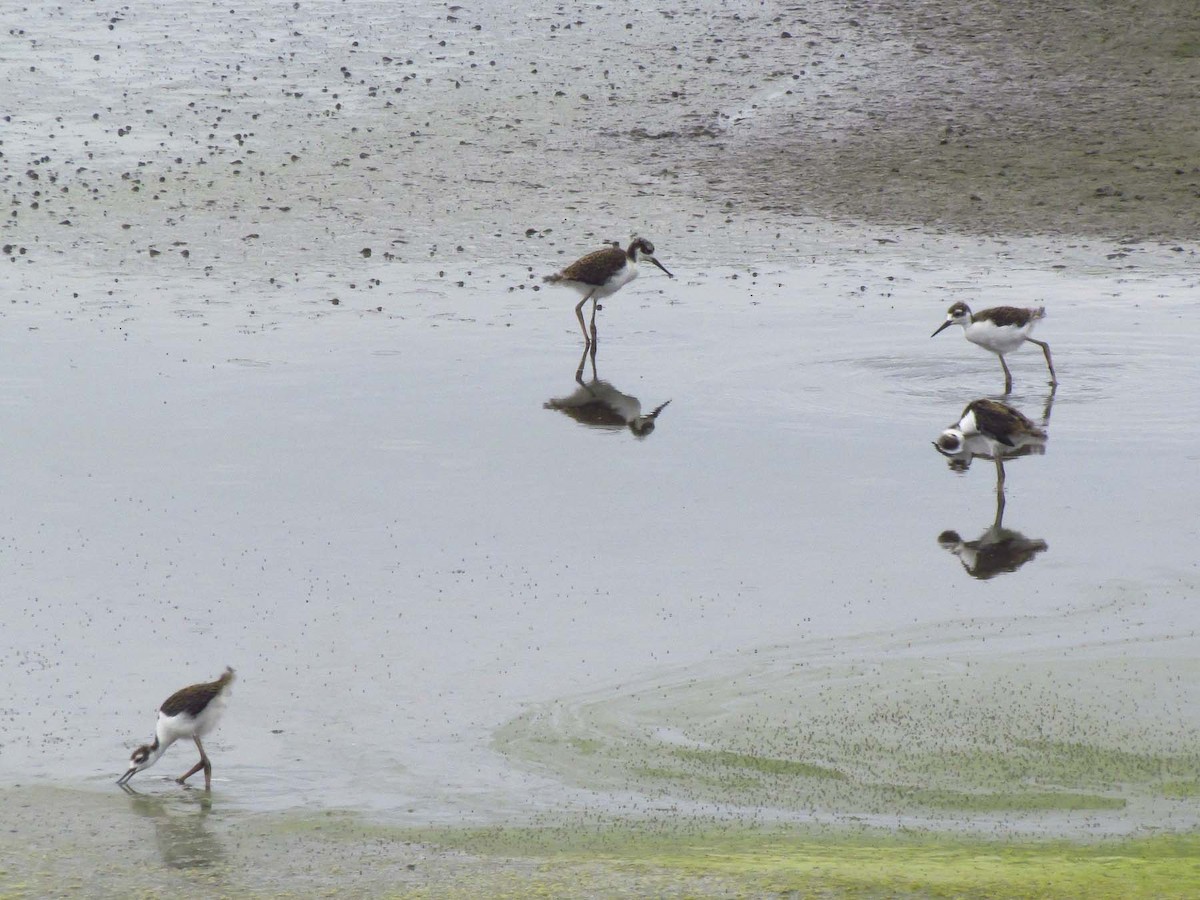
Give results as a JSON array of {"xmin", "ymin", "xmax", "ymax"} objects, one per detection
[
  {"xmin": 160, "ymin": 667, "xmax": 234, "ymax": 717},
  {"xmin": 557, "ymin": 246, "xmax": 626, "ymax": 286},
  {"xmin": 977, "ymin": 306, "xmax": 1036, "ymax": 327},
  {"xmin": 970, "ymin": 399, "xmax": 1043, "ymax": 445}
]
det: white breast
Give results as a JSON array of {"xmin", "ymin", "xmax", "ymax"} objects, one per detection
[
  {"xmin": 595, "ymin": 258, "xmax": 637, "ymax": 298},
  {"xmin": 964, "ymin": 319, "xmax": 1032, "ymax": 354}
]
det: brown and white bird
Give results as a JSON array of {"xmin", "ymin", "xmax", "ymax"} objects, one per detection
[
  {"xmin": 118, "ymin": 667, "xmax": 235, "ymax": 791},
  {"xmin": 934, "ymin": 398, "xmax": 1046, "ymax": 488},
  {"xmin": 932, "ymin": 302, "xmax": 1056, "ymax": 393},
  {"xmin": 543, "ymin": 238, "xmax": 673, "ymax": 342}
]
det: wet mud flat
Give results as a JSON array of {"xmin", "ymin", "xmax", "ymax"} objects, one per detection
[
  {"xmin": 1, "ymin": 0, "xmax": 1198, "ymax": 277},
  {"xmin": 695, "ymin": 0, "xmax": 1200, "ymax": 241}
]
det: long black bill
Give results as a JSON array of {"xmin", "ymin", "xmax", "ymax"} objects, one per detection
[
  {"xmin": 117, "ymin": 768, "xmax": 136, "ymax": 786},
  {"xmin": 931, "ymin": 319, "xmax": 954, "ymax": 338},
  {"xmin": 649, "ymin": 257, "xmax": 674, "ymax": 278}
]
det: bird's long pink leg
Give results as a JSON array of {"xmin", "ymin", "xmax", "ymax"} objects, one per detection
[
  {"xmin": 1028, "ymin": 337, "xmax": 1056, "ymax": 386},
  {"xmin": 998, "ymin": 355, "xmax": 1013, "ymax": 394},
  {"xmin": 575, "ymin": 291, "xmax": 595, "ymax": 343},
  {"xmin": 177, "ymin": 737, "xmax": 213, "ymax": 790}
]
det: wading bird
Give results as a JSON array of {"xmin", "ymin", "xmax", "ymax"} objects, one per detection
[
  {"xmin": 932, "ymin": 302, "xmax": 1056, "ymax": 393},
  {"xmin": 118, "ymin": 667, "xmax": 235, "ymax": 791},
  {"xmin": 544, "ymin": 237, "xmax": 673, "ymax": 342}
]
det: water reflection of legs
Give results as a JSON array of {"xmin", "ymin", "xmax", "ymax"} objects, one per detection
[
  {"xmin": 120, "ymin": 782, "xmax": 224, "ymax": 870},
  {"xmin": 992, "ymin": 464, "xmax": 1007, "ymax": 529},
  {"xmin": 1039, "ymin": 385, "xmax": 1056, "ymax": 427},
  {"xmin": 575, "ymin": 334, "xmax": 598, "ymax": 386}
]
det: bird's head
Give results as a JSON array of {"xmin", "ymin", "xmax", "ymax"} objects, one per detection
[
  {"xmin": 117, "ymin": 740, "xmax": 163, "ymax": 785},
  {"xmin": 932, "ymin": 301, "xmax": 971, "ymax": 337},
  {"xmin": 630, "ymin": 237, "xmax": 673, "ymax": 278}
]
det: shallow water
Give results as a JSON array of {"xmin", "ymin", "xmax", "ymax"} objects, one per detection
[
  {"xmin": 1, "ymin": 0, "xmax": 1198, "ymax": 848},
  {"xmin": 3, "ymin": 252, "xmax": 1198, "ymax": 833}
]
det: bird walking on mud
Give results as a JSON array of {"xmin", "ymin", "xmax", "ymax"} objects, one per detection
[
  {"xmin": 118, "ymin": 667, "xmax": 235, "ymax": 791},
  {"xmin": 543, "ymin": 237, "xmax": 673, "ymax": 343},
  {"xmin": 932, "ymin": 301, "xmax": 1056, "ymax": 393}
]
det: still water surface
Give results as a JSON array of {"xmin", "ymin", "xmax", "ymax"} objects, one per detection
[{"xmin": 2, "ymin": 253, "xmax": 1197, "ymax": 833}]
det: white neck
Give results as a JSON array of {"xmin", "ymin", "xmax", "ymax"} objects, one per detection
[{"xmin": 151, "ymin": 727, "xmax": 182, "ymax": 757}]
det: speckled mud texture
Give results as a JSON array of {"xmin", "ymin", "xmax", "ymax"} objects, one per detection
[
  {"xmin": 709, "ymin": 0, "xmax": 1200, "ymax": 240},
  {"xmin": 2, "ymin": 0, "xmax": 1197, "ymax": 276}
]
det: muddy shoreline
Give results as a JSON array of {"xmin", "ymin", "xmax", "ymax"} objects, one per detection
[
  {"xmin": 700, "ymin": 0, "xmax": 1200, "ymax": 241},
  {"xmin": 2, "ymin": 0, "xmax": 1197, "ymax": 279},
  {"xmin": 2, "ymin": 787, "xmax": 1197, "ymax": 898}
]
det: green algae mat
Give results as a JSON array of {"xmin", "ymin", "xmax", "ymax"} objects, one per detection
[
  {"xmin": 405, "ymin": 825, "xmax": 1200, "ymax": 899},
  {"xmin": 3, "ymin": 787, "xmax": 1197, "ymax": 897}
]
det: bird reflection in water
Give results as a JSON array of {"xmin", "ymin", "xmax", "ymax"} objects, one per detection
[
  {"xmin": 933, "ymin": 396, "xmax": 1052, "ymax": 579},
  {"xmin": 544, "ymin": 339, "xmax": 670, "ymax": 438},
  {"xmin": 119, "ymin": 782, "xmax": 225, "ymax": 870}
]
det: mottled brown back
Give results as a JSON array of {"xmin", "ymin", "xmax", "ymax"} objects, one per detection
[{"xmin": 554, "ymin": 246, "xmax": 627, "ymax": 286}]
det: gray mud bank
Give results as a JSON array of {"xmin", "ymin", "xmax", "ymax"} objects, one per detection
[{"xmin": 702, "ymin": 0, "xmax": 1200, "ymax": 241}]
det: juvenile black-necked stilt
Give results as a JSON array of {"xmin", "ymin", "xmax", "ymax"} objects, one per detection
[
  {"xmin": 934, "ymin": 398, "xmax": 1046, "ymax": 489},
  {"xmin": 543, "ymin": 237, "xmax": 673, "ymax": 342},
  {"xmin": 931, "ymin": 302, "xmax": 1056, "ymax": 393},
  {"xmin": 118, "ymin": 666, "xmax": 234, "ymax": 791}
]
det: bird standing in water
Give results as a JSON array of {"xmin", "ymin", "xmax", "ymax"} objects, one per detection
[
  {"xmin": 544, "ymin": 237, "xmax": 673, "ymax": 343},
  {"xmin": 118, "ymin": 667, "xmax": 235, "ymax": 791},
  {"xmin": 932, "ymin": 301, "xmax": 1056, "ymax": 393}
]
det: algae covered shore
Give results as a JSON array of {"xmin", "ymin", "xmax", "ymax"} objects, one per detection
[
  {"xmin": 5, "ymin": 607, "xmax": 1198, "ymax": 897},
  {"xmin": 3, "ymin": 787, "xmax": 1200, "ymax": 898}
]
